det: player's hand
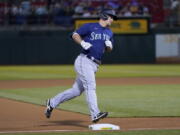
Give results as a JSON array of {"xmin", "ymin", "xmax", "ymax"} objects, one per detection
[
  {"xmin": 105, "ymin": 40, "xmax": 113, "ymax": 49},
  {"xmin": 80, "ymin": 40, "xmax": 92, "ymax": 50}
]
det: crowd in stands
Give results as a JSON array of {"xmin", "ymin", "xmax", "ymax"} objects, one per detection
[
  {"xmin": 0, "ymin": 0, "xmax": 179, "ymax": 27},
  {"xmin": 166, "ymin": 0, "xmax": 180, "ymax": 27}
]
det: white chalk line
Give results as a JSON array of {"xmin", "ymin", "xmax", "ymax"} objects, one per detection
[
  {"xmin": 0, "ymin": 129, "xmax": 88, "ymax": 134},
  {"xmin": 0, "ymin": 127, "xmax": 180, "ymax": 134},
  {"xmin": 127, "ymin": 127, "xmax": 180, "ymax": 131}
]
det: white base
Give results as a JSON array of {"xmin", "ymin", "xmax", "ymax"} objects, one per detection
[{"xmin": 89, "ymin": 123, "xmax": 120, "ymax": 130}]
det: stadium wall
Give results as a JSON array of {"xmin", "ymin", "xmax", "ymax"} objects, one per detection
[{"xmin": 0, "ymin": 30, "xmax": 155, "ymax": 64}]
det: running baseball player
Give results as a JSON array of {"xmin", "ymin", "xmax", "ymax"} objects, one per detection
[{"xmin": 44, "ymin": 9, "xmax": 117, "ymax": 123}]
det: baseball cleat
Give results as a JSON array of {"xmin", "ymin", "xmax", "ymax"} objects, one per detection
[
  {"xmin": 44, "ymin": 99, "xmax": 53, "ymax": 118},
  {"xmin": 92, "ymin": 112, "xmax": 108, "ymax": 123}
]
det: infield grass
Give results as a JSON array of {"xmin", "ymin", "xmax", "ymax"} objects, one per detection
[
  {"xmin": 0, "ymin": 84, "xmax": 180, "ymax": 117},
  {"xmin": 0, "ymin": 64, "xmax": 180, "ymax": 80},
  {"xmin": 1, "ymin": 130, "xmax": 180, "ymax": 135}
]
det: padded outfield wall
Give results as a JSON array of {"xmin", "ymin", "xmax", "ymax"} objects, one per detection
[{"xmin": 0, "ymin": 30, "xmax": 155, "ymax": 65}]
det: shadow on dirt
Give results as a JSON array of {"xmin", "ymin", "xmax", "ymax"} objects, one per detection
[{"xmin": 40, "ymin": 120, "xmax": 87, "ymax": 128}]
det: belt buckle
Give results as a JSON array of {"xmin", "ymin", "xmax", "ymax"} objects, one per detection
[
  {"xmin": 91, "ymin": 56, "xmax": 95, "ymax": 61},
  {"xmin": 90, "ymin": 56, "xmax": 97, "ymax": 64}
]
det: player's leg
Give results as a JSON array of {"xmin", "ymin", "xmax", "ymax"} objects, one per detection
[
  {"xmin": 44, "ymin": 77, "xmax": 84, "ymax": 118},
  {"xmin": 83, "ymin": 70, "xmax": 101, "ymax": 120},
  {"xmin": 77, "ymin": 54, "xmax": 105, "ymax": 121},
  {"xmin": 44, "ymin": 55, "xmax": 84, "ymax": 118},
  {"xmin": 52, "ymin": 78, "xmax": 84, "ymax": 107}
]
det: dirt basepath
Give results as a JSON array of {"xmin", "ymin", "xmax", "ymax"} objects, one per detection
[
  {"xmin": 0, "ymin": 98, "xmax": 180, "ymax": 133},
  {"xmin": 0, "ymin": 77, "xmax": 180, "ymax": 89}
]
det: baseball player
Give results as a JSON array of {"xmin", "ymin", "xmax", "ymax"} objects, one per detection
[{"xmin": 45, "ymin": 9, "xmax": 117, "ymax": 123}]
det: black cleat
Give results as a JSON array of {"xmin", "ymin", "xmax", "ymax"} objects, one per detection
[
  {"xmin": 92, "ymin": 112, "xmax": 108, "ymax": 123},
  {"xmin": 44, "ymin": 99, "xmax": 53, "ymax": 118}
]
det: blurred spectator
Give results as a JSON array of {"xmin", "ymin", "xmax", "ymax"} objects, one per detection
[
  {"xmin": 82, "ymin": 8, "xmax": 91, "ymax": 17},
  {"xmin": 11, "ymin": 4, "xmax": 19, "ymax": 16},
  {"xmin": 142, "ymin": 5, "xmax": 149, "ymax": 16},
  {"xmin": 51, "ymin": 1, "xmax": 73, "ymax": 26},
  {"xmin": 138, "ymin": 3, "xmax": 149, "ymax": 16},
  {"xmin": 169, "ymin": 0, "xmax": 180, "ymax": 26},
  {"xmin": 21, "ymin": 0, "xmax": 31, "ymax": 15},
  {"xmin": 129, "ymin": 0, "xmax": 139, "ymax": 15},
  {"xmin": 0, "ymin": 0, "xmax": 170, "ymax": 28},
  {"xmin": 35, "ymin": 5, "xmax": 48, "ymax": 15},
  {"xmin": 51, "ymin": 2, "xmax": 62, "ymax": 15},
  {"xmin": 74, "ymin": 2, "xmax": 85, "ymax": 16},
  {"xmin": 107, "ymin": 1, "xmax": 119, "ymax": 9},
  {"xmin": 123, "ymin": 7, "xmax": 133, "ymax": 17},
  {"xmin": 35, "ymin": 5, "xmax": 48, "ymax": 24},
  {"xmin": 171, "ymin": 0, "xmax": 180, "ymax": 9}
]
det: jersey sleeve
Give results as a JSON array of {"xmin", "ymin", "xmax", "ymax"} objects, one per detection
[{"xmin": 74, "ymin": 23, "xmax": 90, "ymax": 36}]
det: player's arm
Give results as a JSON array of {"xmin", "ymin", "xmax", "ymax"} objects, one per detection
[
  {"xmin": 71, "ymin": 23, "xmax": 92, "ymax": 50},
  {"xmin": 105, "ymin": 40, "xmax": 113, "ymax": 52},
  {"xmin": 72, "ymin": 32, "xmax": 92, "ymax": 50},
  {"xmin": 105, "ymin": 34, "xmax": 114, "ymax": 52},
  {"xmin": 72, "ymin": 33, "xmax": 83, "ymax": 45}
]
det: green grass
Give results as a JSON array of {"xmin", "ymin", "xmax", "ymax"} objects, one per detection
[
  {"xmin": 0, "ymin": 65, "xmax": 75, "ymax": 80},
  {"xmin": 0, "ymin": 64, "xmax": 180, "ymax": 80},
  {"xmin": 1, "ymin": 84, "xmax": 180, "ymax": 117},
  {"xmin": 0, "ymin": 65, "xmax": 180, "ymax": 134},
  {"xmin": 1, "ymin": 130, "xmax": 180, "ymax": 135}
]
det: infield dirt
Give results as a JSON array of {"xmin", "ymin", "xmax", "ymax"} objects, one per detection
[{"xmin": 0, "ymin": 77, "xmax": 180, "ymax": 89}]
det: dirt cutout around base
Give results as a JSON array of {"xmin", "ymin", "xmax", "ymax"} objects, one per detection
[{"xmin": 0, "ymin": 77, "xmax": 180, "ymax": 133}]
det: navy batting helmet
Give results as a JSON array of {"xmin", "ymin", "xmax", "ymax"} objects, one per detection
[{"xmin": 99, "ymin": 9, "xmax": 117, "ymax": 20}]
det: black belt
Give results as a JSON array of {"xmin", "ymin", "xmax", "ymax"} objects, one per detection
[{"xmin": 86, "ymin": 55, "xmax": 101, "ymax": 65}]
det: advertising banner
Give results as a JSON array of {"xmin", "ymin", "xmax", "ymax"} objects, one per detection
[{"xmin": 75, "ymin": 18, "xmax": 149, "ymax": 34}]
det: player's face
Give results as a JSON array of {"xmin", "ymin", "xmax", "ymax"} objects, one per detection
[{"xmin": 106, "ymin": 16, "xmax": 114, "ymax": 26}]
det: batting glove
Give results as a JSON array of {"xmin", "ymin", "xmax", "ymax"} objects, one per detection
[
  {"xmin": 105, "ymin": 40, "xmax": 113, "ymax": 49},
  {"xmin": 80, "ymin": 40, "xmax": 92, "ymax": 50}
]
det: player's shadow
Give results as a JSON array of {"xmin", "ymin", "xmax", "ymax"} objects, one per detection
[{"xmin": 40, "ymin": 120, "xmax": 87, "ymax": 128}]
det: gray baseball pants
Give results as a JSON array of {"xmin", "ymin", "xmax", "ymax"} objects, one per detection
[{"xmin": 50, "ymin": 54, "xmax": 100, "ymax": 120}]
